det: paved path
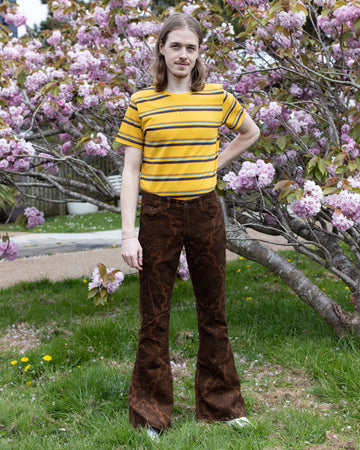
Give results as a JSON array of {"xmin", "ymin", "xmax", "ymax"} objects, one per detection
[
  {"xmin": 1, "ymin": 229, "xmax": 289, "ymax": 289},
  {"xmin": 1, "ymin": 230, "xmax": 135, "ymax": 289},
  {"xmin": 9, "ymin": 229, "xmax": 126, "ymax": 258}
]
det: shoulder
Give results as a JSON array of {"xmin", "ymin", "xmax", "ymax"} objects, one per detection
[
  {"xmin": 130, "ymin": 86, "xmax": 158, "ymax": 102},
  {"xmin": 199, "ymin": 83, "xmax": 225, "ymax": 94},
  {"xmin": 194, "ymin": 84, "xmax": 237, "ymax": 105},
  {"xmin": 192, "ymin": 84, "xmax": 226, "ymax": 103},
  {"xmin": 130, "ymin": 87, "xmax": 169, "ymax": 108}
]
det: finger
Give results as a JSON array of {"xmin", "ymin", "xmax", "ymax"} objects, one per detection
[{"xmin": 130, "ymin": 255, "xmax": 142, "ymax": 271}]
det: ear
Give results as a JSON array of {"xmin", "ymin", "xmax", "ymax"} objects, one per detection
[{"xmin": 159, "ymin": 41, "xmax": 165, "ymax": 55}]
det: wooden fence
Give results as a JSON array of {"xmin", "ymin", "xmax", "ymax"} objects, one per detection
[{"xmin": 21, "ymin": 156, "xmax": 121, "ymax": 216}]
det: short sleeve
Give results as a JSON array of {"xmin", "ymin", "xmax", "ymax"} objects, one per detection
[
  {"xmin": 222, "ymin": 91, "xmax": 245, "ymax": 131},
  {"xmin": 115, "ymin": 96, "xmax": 144, "ymax": 150}
]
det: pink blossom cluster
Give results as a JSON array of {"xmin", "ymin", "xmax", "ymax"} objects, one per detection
[
  {"xmin": 24, "ymin": 70, "xmax": 48, "ymax": 92},
  {"xmin": 328, "ymin": 126, "xmax": 360, "ymax": 175},
  {"xmin": 272, "ymin": 32, "xmax": 295, "ymax": 50},
  {"xmin": 1, "ymin": 7, "xmax": 27, "ymax": 28},
  {"xmin": 226, "ymin": 0, "xmax": 270, "ymax": 9},
  {"xmin": 0, "ymin": 105, "xmax": 24, "ymax": 132},
  {"xmin": 68, "ymin": 49, "xmax": 102, "ymax": 75},
  {"xmin": 331, "ymin": 212, "xmax": 354, "ymax": 232},
  {"xmin": 333, "ymin": 4, "xmax": 360, "ymax": 28},
  {"xmin": 92, "ymin": 6, "xmax": 111, "ymax": 28},
  {"xmin": 327, "ymin": 190, "xmax": 360, "ymax": 231},
  {"xmin": 24, "ymin": 207, "xmax": 45, "ymax": 229},
  {"xmin": 348, "ymin": 175, "xmax": 360, "ymax": 189},
  {"xmin": 276, "ymin": 10, "xmax": 306, "ymax": 29},
  {"xmin": 289, "ymin": 84, "xmax": 303, "ymax": 98},
  {"xmin": 0, "ymin": 239, "xmax": 19, "ymax": 261},
  {"xmin": 341, "ymin": 138, "xmax": 359, "ymax": 159},
  {"xmin": 330, "ymin": 42, "xmax": 360, "ymax": 68},
  {"xmin": 123, "ymin": 0, "xmax": 148, "ymax": 7},
  {"xmin": 127, "ymin": 21, "xmax": 161, "ymax": 37},
  {"xmin": 313, "ymin": 0, "xmax": 336, "ymax": 6},
  {"xmin": 234, "ymin": 64, "xmax": 262, "ymax": 95},
  {"xmin": 84, "ymin": 133, "xmax": 110, "ymax": 157},
  {"xmin": 223, "ymin": 160, "xmax": 275, "ymax": 192},
  {"xmin": 60, "ymin": 133, "xmax": 73, "ymax": 155},
  {"xmin": 257, "ymin": 102, "xmax": 283, "ymax": 129},
  {"xmin": 272, "ymin": 150, "xmax": 298, "ymax": 168},
  {"xmin": 52, "ymin": 0, "xmax": 73, "ymax": 22},
  {"xmin": 0, "ymin": 132, "xmax": 35, "ymax": 172},
  {"xmin": 287, "ymin": 110, "xmax": 315, "ymax": 134},
  {"xmin": 177, "ymin": 249, "xmax": 190, "ymax": 282},
  {"xmin": 38, "ymin": 153, "xmax": 59, "ymax": 175},
  {"xmin": 47, "ymin": 30, "xmax": 63, "ymax": 46},
  {"xmin": 317, "ymin": 0, "xmax": 360, "ymax": 62},
  {"xmin": 89, "ymin": 266, "xmax": 124, "ymax": 294},
  {"xmin": 290, "ymin": 180, "xmax": 323, "ymax": 217},
  {"xmin": 245, "ymin": 37, "xmax": 265, "ymax": 55},
  {"xmin": 182, "ymin": 4, "xmax": 201, "ymax": 15}
]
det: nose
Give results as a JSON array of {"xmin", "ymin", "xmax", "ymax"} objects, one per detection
[{"xmin": 180, "ymin": 47, "xmax": 188, "ymax": 59}]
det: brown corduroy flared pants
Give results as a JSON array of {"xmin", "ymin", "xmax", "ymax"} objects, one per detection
[{"xmin": 128, "ymin": 190, "xmax": 246, "ymax": 430}]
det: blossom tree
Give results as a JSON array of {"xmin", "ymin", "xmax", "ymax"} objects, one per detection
[
  {"xmin": 1, "ymin": 0, "xmax": 360, "ymax": 335},
  {"xmin": 219, "ymin": 0, "xmax": 360, "ymax": 336},
  {"xmin": 0, "ymin": 0, "xmax": 158, "ymax": 214}
]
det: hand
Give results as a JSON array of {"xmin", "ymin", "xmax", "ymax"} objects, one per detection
[{"xmin": 121, "ymin": 236, "xmax": 143, "ymax": 271}]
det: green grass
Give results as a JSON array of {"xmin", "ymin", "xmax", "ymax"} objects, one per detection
[
  {"xmin": 1, "ymin": 253, "xmax": 360, "ymax": 449},
  {"xmin": 0, "ymin": 210, "xmax": 124, "ymax": 233}
]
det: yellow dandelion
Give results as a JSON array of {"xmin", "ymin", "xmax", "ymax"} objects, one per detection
[
  {"xmin": 237, "ymin": 269, "xmax": 241, "ymax": 273},
  {"xmin": 54, "ymin": 227, "xmax": 57, "ymax": 230},
  {"xmin": 26, "ymin": 381, "xmax": 32, "ymax": 386},
  {"xmin": 287, "ymin": 258, "xmax": 291, "ymax": 262},
  {"xmin": 77, "ymin": 365, "xmax": 81, "ymax": 368},
  {"xmin": 322, "ymin": 288, "xmax": 326, "ymax": 291},
  {"xmin": 113, "ymin": 244, "xmax": 116, "ymax": 247},
  {"xmin": 43, "ymin": 355, "xmax": 52, "ymax": 362},
  {"xmin": 246, "ymin": 297, "xmax": 252, "ymax": 301},
  {"xmin": 21, "ymin": 357, "xmax": 29, "ymax": 362},
  {"xmin": 239, "ymin": 256, "xmax": 244, "ymax": 260},
  {"xmin": 24, "ymin": 365, "xmax": 31, "ymax": 372},
  {"xmin": 246, "ymin": 264, "xmax": 251, "ymax": 268},
  {"xmin": 10, "ymin": 360, "xmax": 17, "ymax": 365},
  {"xmin": 83, "ymin": 279, "xmax": 88, "ymax": 283},
  {"xmin": 345, "ymin": 287, "xmax": 350, "ymax": 290}
]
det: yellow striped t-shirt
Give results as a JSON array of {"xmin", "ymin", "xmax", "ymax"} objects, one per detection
[{"xmin": 116, "ymin": 83, "xmax": 245, "ymax": 199}]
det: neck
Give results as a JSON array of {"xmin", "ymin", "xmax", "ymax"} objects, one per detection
[{"xmin": 165, "ymin": 74, "xmax": 191, "ymax": 94}]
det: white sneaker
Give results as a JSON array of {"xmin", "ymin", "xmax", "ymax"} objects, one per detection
[
  {"xmin": 227, "ymin": 416, "xmax": 252, "ymax": 428},
  {"xmin": 146, "ymin": 427, "xmax": 161, "ymax": 442}
]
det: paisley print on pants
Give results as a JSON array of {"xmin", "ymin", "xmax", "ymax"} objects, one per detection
[{"xmin": 128, "ymin": 190, "xmax": 246, "ymax": 430}]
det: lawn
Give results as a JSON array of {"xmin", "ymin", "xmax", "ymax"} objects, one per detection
[
  {"xmin": 0, "ymin": 210, "xmax": 123, "ymax": 233},
  {"xmin": 1, "ymin": 251, "xmax": 360, "ymax": 449}
]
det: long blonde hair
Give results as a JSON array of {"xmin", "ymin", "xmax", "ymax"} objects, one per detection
[{"xmin": 152, "ymin": 13, "xmax": 205, "ymax": 92}]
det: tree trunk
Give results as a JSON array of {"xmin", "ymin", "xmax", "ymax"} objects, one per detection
[{"xmin": 225, "ymin": 218, "xmax": 360, "ymax": 336}]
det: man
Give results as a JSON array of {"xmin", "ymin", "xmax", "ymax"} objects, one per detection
[{"xmin": 116, "ymin": 12, "xmax": 260, "ymax": 439}]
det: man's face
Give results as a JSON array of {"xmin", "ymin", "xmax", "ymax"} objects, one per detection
[{"xmin": 159, "ymin": 27, "xmax": 200, "ymax": 82}]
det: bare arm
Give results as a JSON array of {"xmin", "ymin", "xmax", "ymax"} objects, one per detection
[
  {"xmin": 217, "ymin": 112, "xmax": 260, "ymax": 170},
  {"xmin": 120, "ymin": 146, "xmax": 143, "ymax": 271}
]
